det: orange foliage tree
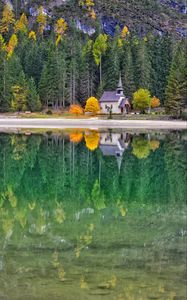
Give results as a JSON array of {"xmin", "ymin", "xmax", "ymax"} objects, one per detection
[
  {"xmin": 151, "ymin": 96, "xmax": 160, "ymax": 108},
  {"xmin": 150, "ymin": 140, "xmax": 160, "ymax": 151},
  {"xmin": 70, "ymin": 131, "xmax": 83, "ymax": 143},
  {"xmin": 84, "ymin": 131, "xmax": 100, "ymax": 151},
  {"xmin": 69, "ymin": 104, "xmax": 84, "ymax": 115},
  {"xmin": 85, "ymin": 97, "xmax": 100, "ymax": 114},
  {"xmin": 6, "ymin": 34, "xmax": 18, "ymax": 59}
]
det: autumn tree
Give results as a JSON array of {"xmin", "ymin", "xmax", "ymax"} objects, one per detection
[
  {"xmin": 121, "ymin": 25, "xmax": 129, "ymax": 39},
  {"xmin": 6, "ymin": 33, "xmax": 18, "ymax": 59},
  {"xmin": 69, "ymin": 131, "xmax": 83, "ymax": 143},
  {"xmin": 151, "ymin": 96, "xmax": 160, "ymax": 108},
  {"xmin": 69, "ymin": 104, "xmax": 84, "ymax": 115},
  {"xmin": 14, "ymin": 13, "xmax": 28, "ymax": 34},
  {"xmin": 93, "ymin": 34, "xmax": 107, "ymax": 84},
  {"xmin": 85, "ymin": 97, "xmax": 100, "ymax": 114},
  {"xmin": 0, "ymin": 4, "xmax": 15, "ymax": 34},
  {"xmin": 132, "ymin": 136, "xmax": 151, "ymax": 159},
  {"xmin": 37, "ymin": 6, "xmax": 47, "ymax": 36},
  {"xmin": 84, "ymin": 130, "xmax": 100, "ymax": 151},
  {"xmin": 55, "ymin": 18, "xmax": 68, "ymax": 46},
  {"xmin": 132, "ymin": 88, "xmax": 151, "ymax": 113},
  {"xmin": 28, "ymin": 31, "xmax": 36, "ymax": 42}
]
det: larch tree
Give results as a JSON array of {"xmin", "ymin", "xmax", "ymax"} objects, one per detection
[
  {"xmin": 37, "ymin": 6, "xmax": 47, "ymax": 36},
  {"xmin": 0, "ymin": 4, "xmax": 15, "ymax": 34},
  {"xmin": 14, "ymin": 13, "xmax": 28, "ymax": 34},
  {"xmin": 55, "ymin": 18, "xmax": 68, "ymax": 47},
  {"xmin": 93, "ymin": 34, "xmax": 108, "ymax": 85}
]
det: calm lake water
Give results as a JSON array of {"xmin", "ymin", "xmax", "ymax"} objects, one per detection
[{"xmin": 0, "ymin": 129, "xmax": 186, "ymax": 300}]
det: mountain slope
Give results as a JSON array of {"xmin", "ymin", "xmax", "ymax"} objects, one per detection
[{"xmin": 1, "ymin": 0, "xmax": 186, "ymax": 37}]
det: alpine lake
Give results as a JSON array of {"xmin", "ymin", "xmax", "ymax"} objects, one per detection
[{"xmin": 0, "ymin": 128, "xmax": 186, "ymax": 300}]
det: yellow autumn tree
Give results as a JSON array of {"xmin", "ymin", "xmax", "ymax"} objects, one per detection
[
  {"xmin": 85, "ymin": 97, "xmax": 100, "ymax": 114},
  {"xmin": 37, "ymin": 6, "xmax": 47, "ymax": 35},
  {"xmin": 55, "ymin": 18, "xmax": 68, "ymax": 46},
  {"xmin": 121, "ymin": 25, "xmax": 129, "ymax": 39},
  {"xmin": 0, "ymin": 34, "xmax": 6, "ymax": 51},
  {"xmin": 0, "ymin": 4, "xmax": 15, "ymax": 34},
  {"xmin": 85, "ymin": 0, "xmax": 95, "ymax": 8},
  {"xmin": 79, "ymin": 0, "xmax": 94, "ymax": 8},
  {"xmin": 90, "ymin": 9, "xmax": 96, "ymax": 19},
  {"xmin": 28, "ymin": 31, "xmax": 36, "ymax": 42},
  {"xmin": 85, "ymin": 130, "xmax": 100, "ymax": 151},
  {"xmin": 132, "ymin": 137, "xmax": 150, "ymax": 159},
  {"xmin": 14, "ymin": 13, "xmax": 28, "ymax": 34},
  {"xmin": 6, "ymin": 34, "xmax": 18, "ymax": 59}
]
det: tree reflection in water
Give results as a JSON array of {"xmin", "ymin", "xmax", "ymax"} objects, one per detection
[{"xmin": 0, "ymin": 130, "xmax": 186, "ymax": 299}]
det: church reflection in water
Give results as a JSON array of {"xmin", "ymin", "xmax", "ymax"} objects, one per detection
[{"xmin": 99, "ymin": 131, "xmax": 132, "ymax": 170}]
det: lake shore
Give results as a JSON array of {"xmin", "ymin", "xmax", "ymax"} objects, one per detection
[{"xmin": 0, "ymin": 118, "xmax": 186, "ymax": 130}]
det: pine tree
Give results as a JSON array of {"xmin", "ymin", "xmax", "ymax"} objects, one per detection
[
  {"xmin": 165, "ymin": 41, "xmax": 187, "ymax": 117},
  {"xmin": 0, "ymin": 53, "xmax": 23, "ymax": 111},
  {"xmin": 121, "ymin": 41, "xmax": 136, "ymax": 98},
  {"xmin": 39, "ymin": 46, "xmax": 68, "ymax": 108},
  {"xmin": 133, "ymin": 39, "xmax": 152, "ymax": 90},
  {"xmin": 148, "ymin": 35, "xmax": 173, "ymax": 104},
  {"xmin": 79, "ymin": 39, "xmax": 96, "ymax": 104},
  {"xmin": 103, "ymin": 34, "xmax": 120, "ymax": 90},
  {"xmin": 27, "ymin": 77, "xmax": 41, "ymax": 112}
]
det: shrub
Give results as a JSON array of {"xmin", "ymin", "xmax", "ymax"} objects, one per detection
[
  {"xmin": 69, "ymin": 131, "xmax": 83, "ymax": 143},
  {"xmin": 69, "ymin": 104, "xmax": 84, "ymax": 115},
  {"xmin": 46, "ymin": 109, "xmax": 52, "ymax": 115},
  {"xmin": 151, "ymin": 96, "xmax": 161, "ymax": 108}
]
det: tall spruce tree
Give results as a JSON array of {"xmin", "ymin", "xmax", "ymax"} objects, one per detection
[
  {"xmin": 121, "ymin": 41, "xmax": 136, "ymax": 98},
  {"xmin": 103, "ymin": 33, "xmax": 121, "ymax": 90},
  {"xmin": 133, "ymin": 39, "xmax": 152, "ymax": 91},
  {"xmin": 165, "ymin": 41, "xmax": 187, "ymax": 116},
  {"xmin": 27, "ymin": 77, "xmax": 41, "ymax": 112}
]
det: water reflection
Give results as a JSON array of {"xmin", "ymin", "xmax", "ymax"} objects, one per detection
[{"xmin": 0, "ymin": 130, "xmax": 186, "ymax": 299}]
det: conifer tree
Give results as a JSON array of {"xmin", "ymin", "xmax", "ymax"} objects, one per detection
[
  {"xmin": 134, "ymin": 39, "xmax": 152, "ymax": 90},
  {"xmin": 165, "ymin": 41, "xmax": 187, "ymax": 117},
  {"xmin": 103, "ymin": 33, "xmax": 120, "ymax": 90},
  {"xmin": 121, "ymin": 42, "xmax": 135, "ymax": 98},
  {"xmin": 27, "ymin": 77, "xmax": 41, "ymax": 112}
]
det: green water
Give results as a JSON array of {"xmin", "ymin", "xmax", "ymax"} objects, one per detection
[{"xmin": 0, "ymin": 129, "xmax": 186, "ymax": 300}]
